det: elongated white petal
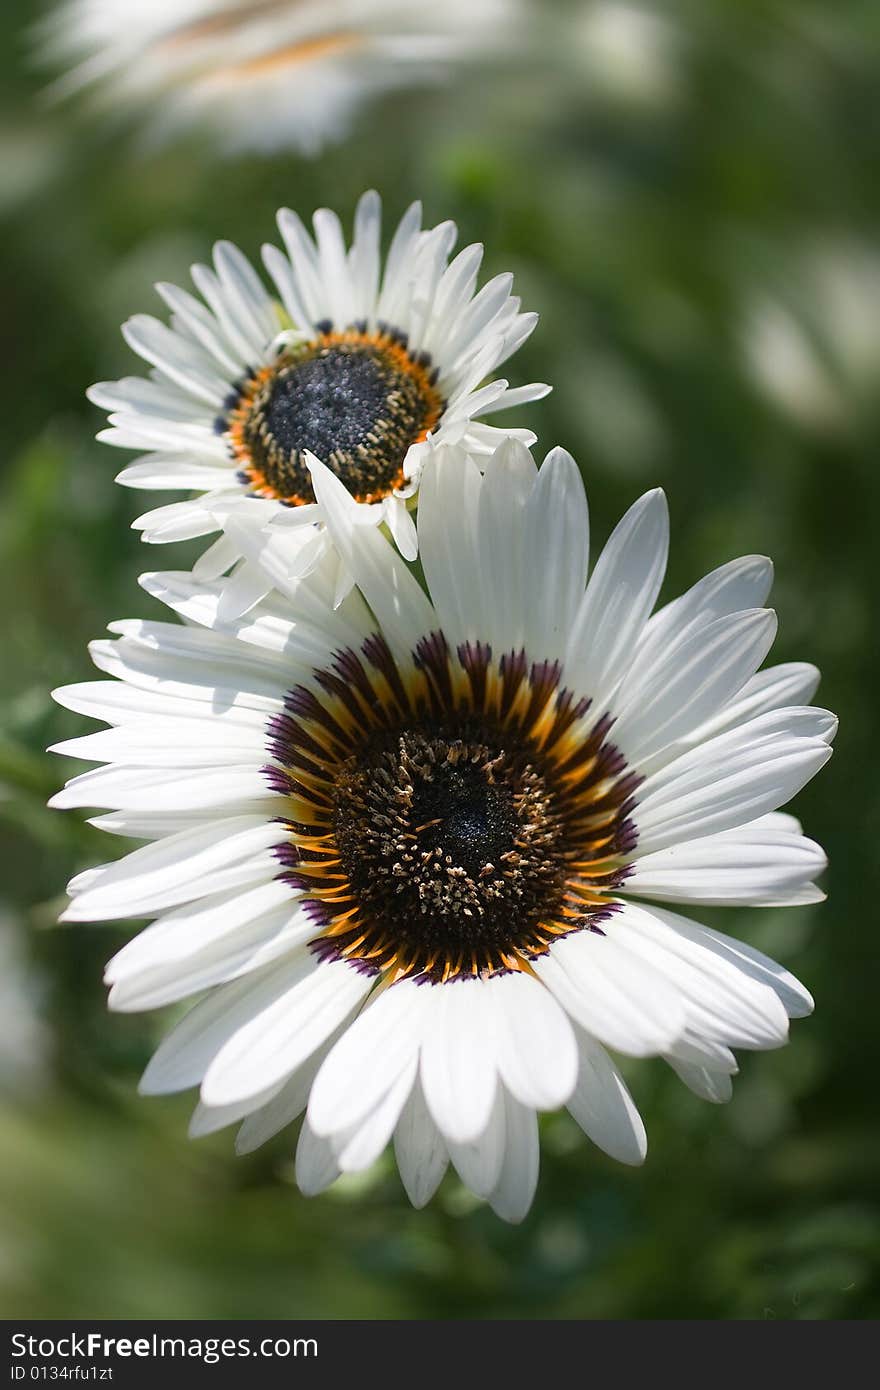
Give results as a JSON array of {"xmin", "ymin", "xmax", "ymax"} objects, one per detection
[
  {"xmin": 667, "ymin": 1058, "xmax": 734, "ymax": 1103},
  {"xmin": 473, "ymin": 438, "xmax": 538, "ymax": 656},
  {"xmin": 634, "ymin": 708, "xmax": 835, "ymax": 854},
  {"xmin": 488, "ymin": 971, "xmax": 578, "ymax": 1110},
  {"xmin": 333, "ymin": 1059, "xmax": 418, "ymax": 1175},
  {"xmin": 393, "ymin": 1078, "xmax": 449, "ymax": 1209},
  {"xmin": 567, "ymin": 1030, "xmax": 647, "ymax": 1165},
  {"xmin": 51, "ymin": 679, "xmax": 270, "ymax": 730},
  {"xmin": 415, "ymin": 445, "xmax": 487, "ymax": 649},
  {"xmin": 308, "ymin": 979, "xmax": 428, "ymax": 1137},
  {"xmin": 235, "ymin": 1036, "xmax": 340, "ymax": 1155},
  {"xmin": 534, "ymin": 929, "xmax": 687, "ymax": 1057},
  {"xmin": 107, "ymin": 898, "xmax": 315, "ymax": 1014},
  {"xmin": 488, "ymin": 1092, "xmax": 539, "ymax": 1224},
  {"xmin": 447, "ymin": 1085, "xmax": 507, "ymax": 1197},
  {"xmin": 647, "ymin": 907, "xmax": 814, "ymax": 1019},
  {"xmin": 50, "ymin": 763, "xmax": 273, "ymax": 813},
  {"xmin": 420, "ymin": 980, "xmax": 499, "ymax": 1145},
  {"xmin": 611, "ymin": 608, "xmax": 777, "ymax": 764},
  {"xmin": 522, "ymin": 447, "xmax": 590, "ymax": 665},
  {"xmin": 681, "ymin": 662, "xmax": 825, "ymax": 749},
  {"xmin": 295, "ymin": 1121, "xmax": 340, "ymax": 1198},
  {"xmin": 200, "ymin": 958, "xmax": 372, "ymax": 1107},
  {"xmin": 625, "ymin": 819, "xmax": 827, "ymax": 906},
  {"xmin": 307, "ymin": 454, "xmax": 435, "ymax": 662},
  {"xmin": 139, "ymin": 955, "xmax": 317, "ymax": 1097},
  {"xmin": 565, "ymin": 489, "xmax": 669, "ymax": 710},
  {"xmin": 189, "ymin": 1078, "xmax": 286, "ymax": 1139},
  {"xmin": 612, "ymin": 903, "xmax": 791, "ymax": 1050},
  {"xmin": 637, "ymin": 555, "xmax": 774, "ymax": 668},
  {"xmin": 61, "ymin": 817, "xmax": 281, "ymax": 921}
]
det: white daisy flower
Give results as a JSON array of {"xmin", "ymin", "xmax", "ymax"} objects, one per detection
[
  {"xmin": 50, "ymin": 440, "xmax": 834, "ymax": 1221},
  {"xmin": 89, "ymin": 189, "xmax": 548, "ymax": 616},
  {"xmin": 41, "ymin": 0, "xmax": 524, "ymax": 157}
]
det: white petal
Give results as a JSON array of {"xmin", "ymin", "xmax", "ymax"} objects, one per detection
[
  {"xmin": 522, "ymin": 447, "xmax": 590, "ymax": 665},
  {"xmin": 625, "ymin": 820, "xmax": 827, "ymax": 906},
  {"xmin": 88, "ymin": 618, "xmax": 295, "ymax": 708},
  {"xmin": 61, "ymin": 817, "xmax": 280, "ymax": 921},
  {"xmin": 200, "ymin": 958, "xmax": 372, "ymax": 1107},
  {"xmin": 447, "ymin": 1084, "xmax": 507, "ymax": 1197},
  {"xmin": 565, "ymin": 489, "xmax": 669, "ymax": 712},
  {"xmin": 139, "ymin": 955, "xmax": 315, "ymax": 1096},
  {"xmin": 420, "ymin": 979, "xmax": 499, "ymax": 1145},
  {"xmin": 307, "ymin": 454, "xmax": 434, "ymax": 663},
  {"xmin": 488, "ymin": 1092, "xmax": 539, "ymax": 1224},
  {"xmin": 333, "ymin": 1059, "xmax": 418, "ymax": 1175},
  {"xmin": 132, "ymin": 498, "xmax": 223, "ymax": 542},
  {"xmin": 52, "ymin": 679, "xmax": 272, "ymax": 730},
  {"xmin": 488, "ymin": 971, "xmax": 578, "ymax": 1110},
  {"xmin": 348, "ymin": 189, "xmax": 381, "ymax": 322},
  {"xmin": 610, "ymin": 608, "xmax": 777, "ymax": 765},
  {"xmin": 306, "ymin": 207, "xmax": 351, "ymax": 324},
  {"xmin": 121, "ymin": 314, "xmax": 228, "ymax": 405},
  {"xmin": 637, "ymin": 555, "xmax": 774, "ymax": 669},
  {"xmin": 189, "ymin": 1078, "xmax": 286, "ymax": 1139},
  {"xmin": 106, "ymin": 881, "xmax": 294, "ymax": 985},
  {"xmin": 667, "ymin": 1059, "xmax": 734, "ymax": 1103},
  {"xmin": 393, "ymin": 1078, "xmax": 449, "ymax": 1209},
  {"xmin": 295, "ymin": 1120, "xmax": 340, "ymax": 1198},
  {"xmin": 652, "ymin": 908, "xmax": 814, "ymax": 1019},
  {"xmin": 307, "ymin": 978, "xmax": 428, "ymax": 1137},
  {"xmin": 415, "ymin": 444, "xmax": 486, "ymax": 649},
  {"xmin": 154, "ymin": 281, "xmax": 242, "ymax": 378},
  {"xmin": 116, "ymin": 458, "xmax": 235, "ymax": 492},
  {"xmin": 634, "ymin": 710, "xmax": 834, "ymax": 856},
  {"xmin": 49, "ymin": 718, "xmax": 264, "ymax": 768},
  {"xmin": 664, "ymin": 1031, "xmax": 738, "ymax": 1073},
  {"xmin": 682, "ymin": 662, "xmax": 824, "ymax": 749},
  {"xmin": 612, "ymin": 903, "xmax": 791, "ymax": 1050},
  {"xmin": 107, "ymin": 897, "xmax": 314, "ymax": 1014},
  {"xmin": 473, "ymin": 438, "xmax": 538, "ymax": 656},
  {"xmin": 235, "ymin": 1036, "xmax": 339, "ymax": 1155},
  {"xmin": 534, "ymin": 928, "xmax": 687, "ymax": 1057},
  {"xmin": 567, "ymin": 1030, "xmax": 647, "ymax": 1165},
  {"xmin": 50, "ymin": 763, "xmax": 273, "ymax": 814},
  {"xmin": 383, "ymin": 496, "xmax": 418, "ymax": 562}
]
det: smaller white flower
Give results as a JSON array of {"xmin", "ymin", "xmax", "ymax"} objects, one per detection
[
  {"xmin": 89, "ymin": 189, "xmax": 548, "ymax": 617},
  {"xmin": 40, "ymin": 0, "xmax": 525, "ymax": 156}
]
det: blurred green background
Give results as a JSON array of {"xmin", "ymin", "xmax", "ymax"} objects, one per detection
[{"xmin": 1, "ymin": 0, "xmax": 878, "ymax": 1320}]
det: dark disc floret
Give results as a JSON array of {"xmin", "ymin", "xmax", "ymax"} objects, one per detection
[
  {"xmin": 226, "ymin": 326, "xmax": 443, "ymax": 505},
  {"xmin": 331, "ymin": 727, "xmax": 574, "ymax": 978}
]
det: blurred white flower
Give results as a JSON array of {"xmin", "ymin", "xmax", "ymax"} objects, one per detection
[
  {"xmin": 40, "ymin": 0, "xmax": 523, "ymax": 156},
  {"xmin": 742, "ymin": 240, "xmax": 880, "ymax": 433},
  {"xmin": 572, "ymin": 1, "xmax": 682, "ymax": 109}
]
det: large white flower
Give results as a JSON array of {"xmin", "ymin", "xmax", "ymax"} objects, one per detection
[
  {"xmin": 50, "ymin": 440, "xmax": 833, "ymax": 1221},
  {"xmin": 89, "ymin": 190, "xmax": 547, "ymax": 616},
  {"xmin": 41, "ymin": 0, "xmax": 523, "ymax": 156}
]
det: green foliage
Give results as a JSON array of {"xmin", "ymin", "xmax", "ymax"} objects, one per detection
[{"xmin": 1, "ymin": 0, "xmax": 877, "ymax": 1319}]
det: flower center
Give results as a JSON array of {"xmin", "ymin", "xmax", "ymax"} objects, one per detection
[
  {"xmin": 331, "ymin": 729, "xmax": 569, "ymax": 972},
  {"xmin": 225, "ymin": 326, "xmax": 444, "ymax": 506},
  {"xmin": 266, "ymin": 634, "xmax": 640, "ymax": 983}
]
